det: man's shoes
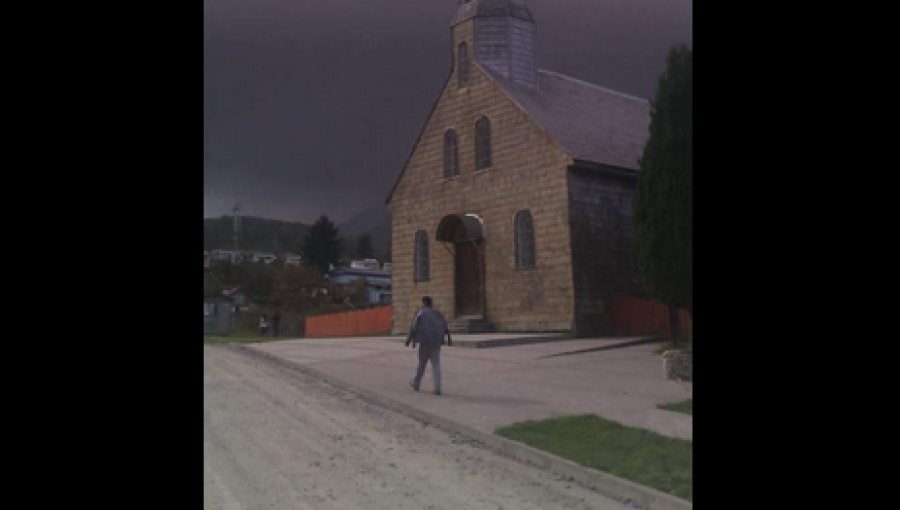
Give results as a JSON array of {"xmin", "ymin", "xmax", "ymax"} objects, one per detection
[
  {"xmin": 434, "ymin": 390, "xmax": 441, "ymax": 396},
  {"xmin": 409, "ymin": 380, "xmax": 419, "ymax": 392}
]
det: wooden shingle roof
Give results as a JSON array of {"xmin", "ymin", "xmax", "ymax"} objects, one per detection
[{"xmin": 481, "ymin": 64, "xmax": 651, "ymax": 170}]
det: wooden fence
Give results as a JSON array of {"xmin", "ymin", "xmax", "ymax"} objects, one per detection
[
  {"xmin": 304, "ymin": 299, "xmax": 691, "ymax": 340},
  {"xmin": 305, "ymin": 306, "xmax": 393, "ymax": 338},
  {"xmin": 609, "ymin": 296, "xmax": 692, "ymax": 340}
]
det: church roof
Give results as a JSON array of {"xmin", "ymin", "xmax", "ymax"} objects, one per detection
[
  {"xmin": 385, "ymin": 65, "xmax": 651, "ymax": 204},
  {"xmin": 480, "ymin": 64, "xmax": 651, "ymax": 171}
]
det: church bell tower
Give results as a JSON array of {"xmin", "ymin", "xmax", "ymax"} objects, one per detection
[{"xmin": 451, "ymin": 0, "xmax": 538, "ymax": 88}]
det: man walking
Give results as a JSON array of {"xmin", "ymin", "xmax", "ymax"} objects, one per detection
[
  {"xmin": 258, "ymin": 315, "xmax": 269, "ymax": 337},
  {"xmin": 406, "ymin": 296, "xmax": 452, "ymax": 395}
]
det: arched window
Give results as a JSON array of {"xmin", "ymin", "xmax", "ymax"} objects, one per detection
[
  {"xmin": 515, "ymin": 211, "xmax": 536, "ymax": 269},
  {"xmin": 443, "ymin": 130, "xmax": 459, "ymax": 178},
  {"xmin": 414, "ymin": 231, "xmax": 430, "ymax": 282},
  {"xmin": 458, "ymin": 42, "xmax": 469, "ymax": 87},
  {"xmin": 475, "ymin": 117, "xmax": 492, "ymax": 171}
]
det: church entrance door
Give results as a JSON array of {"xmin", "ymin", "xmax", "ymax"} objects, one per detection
[
  {"xmin": 454, "ymin": 240, "xmax": 483, "ymax": 317},
  {"xmin": 436, "ymin": 214, "xmax": 486, "ymax": 319}
]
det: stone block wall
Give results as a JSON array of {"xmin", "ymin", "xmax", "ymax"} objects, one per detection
[
  {"xmin": 663, "ymin": 350, "xmax": 693, "ymax": 381},
  {"xmin": 389, "ymin": 21, "xmax": 575, "ymax": 334}
]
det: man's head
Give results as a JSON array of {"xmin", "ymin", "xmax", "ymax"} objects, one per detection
[{"xmin": 422, "ymin": 296, "xmax": 433, "ymax": 308}]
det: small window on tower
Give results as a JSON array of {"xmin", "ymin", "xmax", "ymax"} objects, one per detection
[
  {"xmin": 475, "ymin": 117, "xmax": 492, "ymax": 170},
  {"xmin": 444, "ymin": 130, "xmax": 459, "ymax": 178},
  {"xmin": 458, "ymin": 42, "xmax": 469, "ymax": 87}
]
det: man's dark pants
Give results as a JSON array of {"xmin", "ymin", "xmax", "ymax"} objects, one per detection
[{"xmin": 413, "ymin": 346, "xmax": 441, "ymax": 393}]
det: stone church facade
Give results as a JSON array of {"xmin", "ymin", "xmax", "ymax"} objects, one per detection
[{"xmin": 387, "ymin": 0, "xmax": 650, "ymax": 337}]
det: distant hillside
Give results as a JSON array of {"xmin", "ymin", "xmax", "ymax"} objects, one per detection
[
  {"xmin": 204, "ymin": 216, "xmax": 310, "ymax": 254},
  {"xmin": 339, "ymin": 203, "xmax": 391, "ymax": 262}
]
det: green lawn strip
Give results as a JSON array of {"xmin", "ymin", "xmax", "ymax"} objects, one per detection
[
  {"xmin": 203, "ymin": 335, "xmax": 270, "ymax": 345},
  {"xmin": 496, "ymin": 415, "xmax": 692, "ymax": 502},
  {"xmin": 658, "ymin": 399, "xmax": 693, "ymax": 416}
]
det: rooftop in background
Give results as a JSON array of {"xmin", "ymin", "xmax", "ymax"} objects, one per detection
[
  {"xmin": 330, "ymin": 267, "xmax": 392, "ymax": 279},
  {"xmin": 350, "ymin": 259, "xmax": 381, "ymax": 271}
]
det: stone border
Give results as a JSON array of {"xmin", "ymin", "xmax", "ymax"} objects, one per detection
[
  {"xmin": 236, "ymin": 344, "xmax": 692, "ymax": 510},
  {"xmin": 663, "ymin": 350, "xmax": 693, "ymax": 381},
  {"xmin": 390, "ymin": 334, "xmax": 576, "ymax": 349}
]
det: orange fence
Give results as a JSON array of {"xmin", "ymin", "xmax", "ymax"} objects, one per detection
[
  {"xmin": 305, "ymin": 306, "xmax": 393, "ymax": 338},
  {"xmin": 609, "ymin": 296, "xmax": 692, "ymax": 339}
]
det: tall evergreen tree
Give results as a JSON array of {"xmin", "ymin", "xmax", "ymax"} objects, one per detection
[
  {"xmin": 303, "ymin": 215, "xmax": 344, "ymax": 274},
  {"xmin": 633, "ymin": 45, "xmax": 693, "ymax": 336},
  {"xmin": 353, "ymin": 234, "xmax": 375, "ymax": 260},
  {"xmin": 203, "ymin": 271, "xmax": 223, "ymax": 298}
]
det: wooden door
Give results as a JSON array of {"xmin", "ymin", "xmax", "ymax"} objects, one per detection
[{"xmin": 455, "ymin": 241, "xmax": 483, "ymax": 317}]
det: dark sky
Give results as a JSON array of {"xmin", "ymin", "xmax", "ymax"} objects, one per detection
[{"xmin": 204, "ymin": 0, "xmax": 692, "ymax": 224}]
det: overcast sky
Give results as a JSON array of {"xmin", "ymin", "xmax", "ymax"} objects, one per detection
[{"xmin": 203, "ymin": 0, "xmax": 692, "ymax": 223}]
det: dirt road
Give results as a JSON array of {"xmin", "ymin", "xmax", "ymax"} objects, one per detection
[{"xmin": 204, "ymin": 345, "xmax": 633, "ymax": 510}]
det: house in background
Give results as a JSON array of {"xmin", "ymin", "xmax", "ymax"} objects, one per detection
[
  {"xmin": 208, "ymin": 249, "xmax": 305, "ymax": 266},
  {"xmin": 222, "ymin": 286, "xmax": 251, "ymax": 311},
  {"xmin": 350, "ymin": 259, "xmax": 381, "ymax": 271},
  {"xmin": 204, "ymin": 296, "xmax": 234, "ymax": 336},
  {"xmin": 328, "ymin": 266, "xmax": 392, "ymax": 305},
  {"xmin": 211, "ymin": 249, "xmax": 243, "ymax": 264},
  {"xmin": 248, "ymin": 251, "xmax": 277, "ymax": 264},
  {"xmin": 283, "ymin": 253, "xmax": 303, "ymax": 266}
]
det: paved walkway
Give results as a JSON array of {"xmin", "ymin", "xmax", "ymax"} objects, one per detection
[{"xmin": 249, "ymin": 335, "xmax": 693, "ymax": 440}]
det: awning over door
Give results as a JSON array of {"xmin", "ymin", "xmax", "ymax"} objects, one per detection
[{"xmin": 436, "ymin": 214, "xmax": 484, "ymax": 243}]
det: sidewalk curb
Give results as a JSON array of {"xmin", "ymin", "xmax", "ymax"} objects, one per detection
[
  {"xmin": 390, "ymin": 335, "xmax": 577, "ymax": 349},
  {"xmin": 238, "ymin": 344, "xmax": 692, "ymax": 510}
]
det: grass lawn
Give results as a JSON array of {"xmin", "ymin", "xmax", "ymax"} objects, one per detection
[
  {"xmin": 496, "ymin": 415, "xmax": 692, "ymax": 502},
  {"xmin": 659, "ymin": 399, "xmax": 693, "ymax": 416},
  {"xmin": 203, "ymin": 335, "xmax": 272, "ymax": 345}
]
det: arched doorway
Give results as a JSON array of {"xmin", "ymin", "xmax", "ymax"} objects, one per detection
[{"xmin": 437, "ymin": 214, "xmax": 485, "ymax": 318}]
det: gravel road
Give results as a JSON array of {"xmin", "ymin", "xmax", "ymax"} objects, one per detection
[{"xmin": 204, "ymin": 344, "xmax": 633, "ymax": 510}]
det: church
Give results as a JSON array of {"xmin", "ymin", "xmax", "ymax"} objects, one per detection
[{"xmin": 387, "ymin": 0, "xmax": 650, "ymax": 337}]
